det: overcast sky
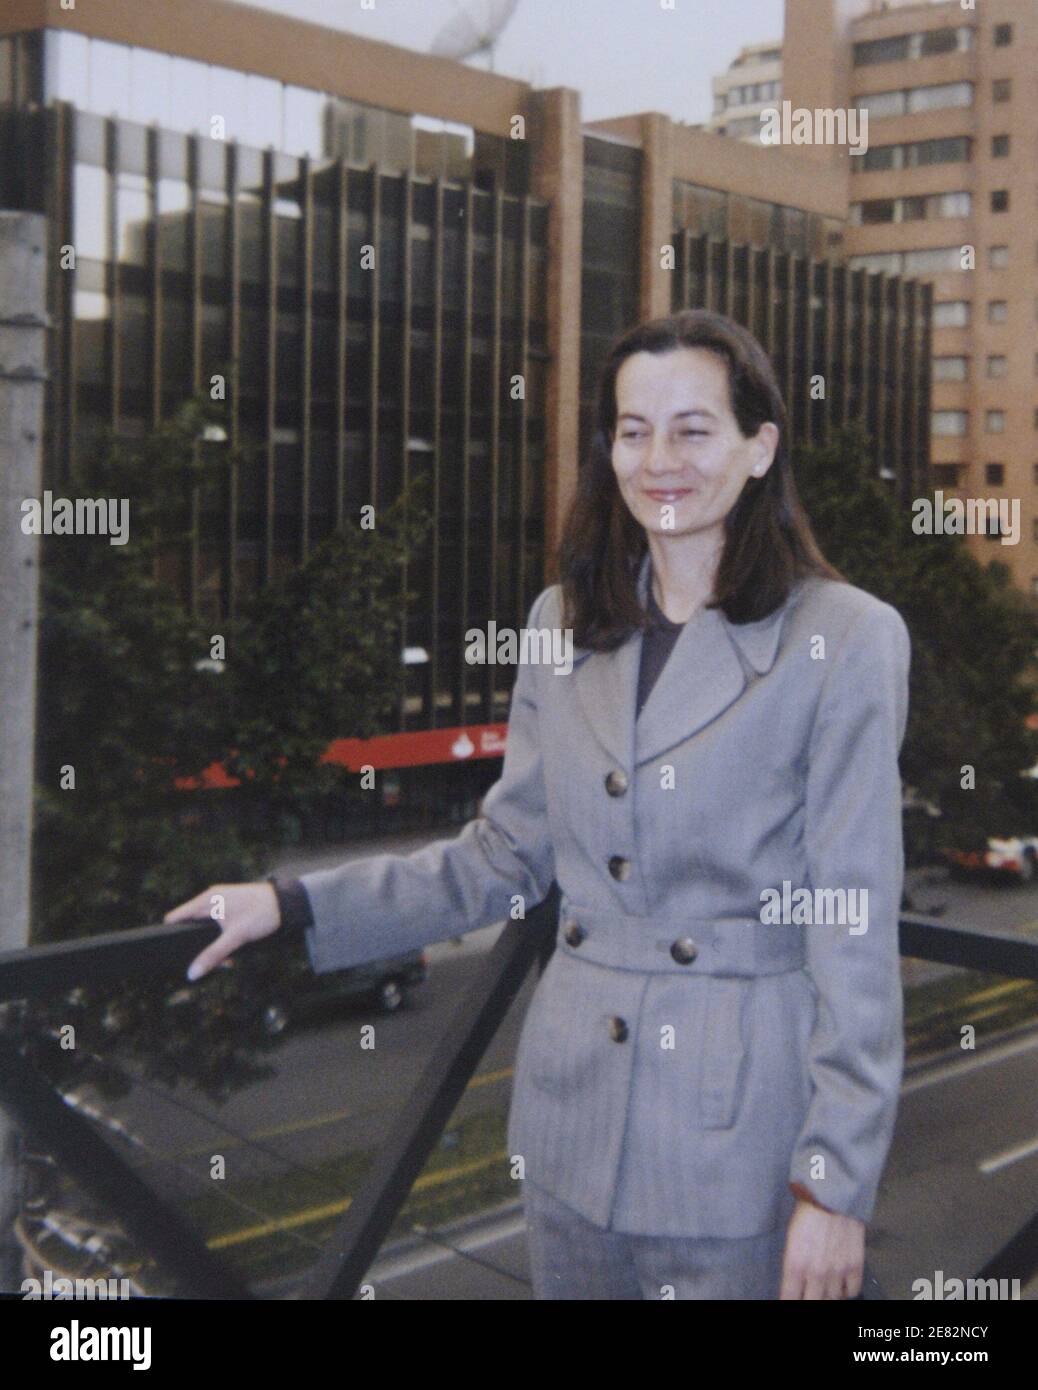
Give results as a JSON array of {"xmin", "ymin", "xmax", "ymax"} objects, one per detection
[{"xmin": 226, "ymin": 0, "xmax": 786, "ymax": 125}]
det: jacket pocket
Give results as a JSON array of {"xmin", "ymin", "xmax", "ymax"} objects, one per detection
[
  {"xmin": 514, "ymin": 953, "xmax": 599, "ymax": 1101},
  {"xmin": 696, "ymin": 977, "xmax": 750, "ymax": 1129}
]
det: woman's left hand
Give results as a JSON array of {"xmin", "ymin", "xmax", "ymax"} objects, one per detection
[{"xmin": 779, "ymin": 1199, "xmax": 865, "ymax": 1299}]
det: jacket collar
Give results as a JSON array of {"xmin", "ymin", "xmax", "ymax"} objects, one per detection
[{"xmin": 570, "ymin": 550, "xmax": 802, "ymax": 769}]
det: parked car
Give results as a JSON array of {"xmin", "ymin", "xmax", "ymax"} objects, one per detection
[
  {"xmin": 257, "ymin": 950, "xmax": 429, "ymax": 1035},
  {"xmin": 943, "ymin": 835, "xmax": 1038, "ymax": 884},
  {"xmin": 166, "ymin": 949, "xmax": 429, "ymax": 1039}
]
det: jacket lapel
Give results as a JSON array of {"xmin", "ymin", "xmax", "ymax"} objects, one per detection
[{"xmin": 570, "ymin": 551, "xmax": 800, "ymax": 769}]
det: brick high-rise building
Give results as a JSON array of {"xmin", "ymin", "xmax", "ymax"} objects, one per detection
[{"xmin": 784, "ymin": 0, "xmax": 1037, "ymax": 594}]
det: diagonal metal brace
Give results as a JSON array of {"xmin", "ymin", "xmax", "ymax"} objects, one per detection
[{"xmin": 0, "ymin": 1036, "xmax": 253, "ymax": 1300}]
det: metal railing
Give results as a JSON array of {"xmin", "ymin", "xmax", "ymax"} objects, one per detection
[{"xmin": 1, "ymin": 891, "xmax": 1036, "ymax": 1299}]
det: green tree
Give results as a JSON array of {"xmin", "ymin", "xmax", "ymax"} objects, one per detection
[
  {"xmin": 25, "ymin": 398, "xmax": 432, "ymax": 1101},
  {"xmin": 794, "ymin": 424, "xmax": 1038, "ymax": 853}
]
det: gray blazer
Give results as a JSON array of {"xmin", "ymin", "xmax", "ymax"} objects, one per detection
[{"xmin": 299, "ymin": 550, "xmax": 911, "ymax": 1239}]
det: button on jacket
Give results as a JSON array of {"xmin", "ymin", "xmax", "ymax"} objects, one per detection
[{"xmin": 298, "ymin": 550, "xmax": 912, "ymax": 1238}]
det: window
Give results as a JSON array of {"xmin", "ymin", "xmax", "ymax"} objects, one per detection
[
  {"xmin": 991, "ymin": 190, "xmax": 1009, "ymax": 213},
  {"xmin": 936, "ymin": 191, "xmax": 971, "ymax": 218},
  {"xmin": 856, "ymin": 136, "xmax": 971, "ymax": 173},
  {"xmin": 992, "ymin": 134, "xmax": 1009, "ymax": 158},
  {"xmin": 855, "ymin": 89, "xmax": 906, "ymax": 118},
  {"xmin": 906, "ymin": 82, "xmax": 973, "ymax": 113},
  {"xmin": 986, "ymin": 464, "xmax": 1005, "ymax": 485},
  {"xmin": 932, "ymin": 410, "xmax": 968, "ymax": 437},
  {"xmin": 852, "ymin": 199, "xmax": 895, "ymax": 225},
  {"xmin": 903, "ymin": 246, "xmax": 964, "ymax": 274},
  {"xmin": 853, "ymin": 27, "xmax": 972, "ymax": 64},
  {"xmin": 986, "ymin": 355, "xmax": 1007, "ymax": 379},
  {"xmin": 985, "ymin": 411, "xmax": 1006, "ymax": 433},
  {"xmin": 853, "ymin": 35, "xmax": 910, "ymax": 65},
  {"xmin": 933, "ymin": 300, "xmax": 970, "ymax": 328},
  {"xmin": 919, "ymin": 29, "xmax": 960, "ymax": 58},
  {"xmin": 992, "ymin": 79, "xmax": 1011, "ymax": 102},
  {"xmin": 932, "ymin": 464, "xmax": 964, "ymax": 488},
  {"xmin": 988, "ymin": 300, "xmax": 1008, "ymax": 324},
  {"xmin": 911, "ymin": 135, "xmax": 970, "ymax": 167},
  {"xmin": 858, "ymin": 144, "xmax": 898, "ymax": 172},
  {"xmin": 849, "ymin": 251, "xmax": 903, "ymax": 274},
  {"xmin": 989, "ymin": 245, "xmax": 1009, "ymax": 269},
  {"xmin": 994, "ymin": 24, "xmax": 1012, "ymax": 47},
  {"xmin": 933, "ymin": 356, "xmax": 968, "ymax": 382}
]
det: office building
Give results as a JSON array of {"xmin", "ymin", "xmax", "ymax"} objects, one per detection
[
  {"xmin": 0, "ymin": 0, "xmax": 932, "ymax": 789},
  {"xmin": 785, "ymin": 0, "xmax": 1038, "ymax": 591}
]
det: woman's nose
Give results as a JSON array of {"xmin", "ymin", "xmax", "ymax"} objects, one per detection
[{"xmin": 644, "ymin": 435, "xmax": 683, "ymax": 475}]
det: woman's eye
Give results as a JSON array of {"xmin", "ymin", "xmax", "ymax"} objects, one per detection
[{"xmin": 678, "ymin": 430, "xmax": 706, "ymax": 439}]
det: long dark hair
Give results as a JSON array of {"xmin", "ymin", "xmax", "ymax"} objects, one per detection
[{"xmin": 558, "ymin": 309, "xmax": 844, "ymax": 650}]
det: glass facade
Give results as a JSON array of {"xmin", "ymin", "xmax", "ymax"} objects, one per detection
[
  {"xmin": 0, "ymin": 24, "xmax": 935, "ymax": 736},
  {"xmin": 673, "ymin": 229, "xmax": 932, "ymax": 498},
  {"xmin": 0, "ymin": 88, "xmax": 549, "ymax": 733},
  {"xmin": 674, "ymin": 179, "xmax": 844, "ymax": 262},
  {"xmin": 580, "ymin": 136, "xmax": 642, "ymax": 465}
]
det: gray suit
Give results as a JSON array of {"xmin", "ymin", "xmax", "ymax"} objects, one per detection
[{"xmin": 299, "ymin": 550, "xmax": 911, "ymax": 1240}]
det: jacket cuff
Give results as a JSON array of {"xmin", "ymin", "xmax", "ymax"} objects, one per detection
[
  {"xmin": 267, "ymin": 875, "xmax": 315, "ymax": 934},
  {"xmin": 789, "ymin": 1180, "xmax": 834, "ymax": 1214}
]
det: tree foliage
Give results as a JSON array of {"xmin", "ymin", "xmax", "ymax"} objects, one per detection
[
  {"xmin": 25, "ymin": 398, "xmax": 431, "ymax": 1099},
  {"xmin": 794, "ymin": 424, "xmax": 1038, "ymax": 850}
]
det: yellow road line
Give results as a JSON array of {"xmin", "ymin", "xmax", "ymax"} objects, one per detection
[
  {"xmin": 175, "ymin": 1068, "xmax": 514, "ymax": 1158},
  {"xmin": 206, "ymin": 1149, "xmax": 510, "ymax": 1250}
]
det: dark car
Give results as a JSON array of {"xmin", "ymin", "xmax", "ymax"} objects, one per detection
[{"xmin": 258, "ymin": 949, "xmax": 428, "ymax": 1036}]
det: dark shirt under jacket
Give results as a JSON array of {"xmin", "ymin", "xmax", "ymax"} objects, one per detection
[
  {"xmin": 636, "ymin": 576, "xmax": 686, "ymax": 718},
  {"xmin": 273, "ymin": 578, "xmax": 687, "ymax": 935}
]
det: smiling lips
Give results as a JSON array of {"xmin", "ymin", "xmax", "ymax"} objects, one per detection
[{"xmin": 644, "ymin": 488, "xmax": 696, "ymax": 502}]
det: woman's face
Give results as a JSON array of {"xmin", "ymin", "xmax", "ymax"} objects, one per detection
[{"xmin": 610, "ymin": 346, "xmax": 778, "ymax": 542}]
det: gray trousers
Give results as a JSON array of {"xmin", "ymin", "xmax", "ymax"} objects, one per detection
[{"xmin": 523, "ymin": 1180, "xmax": 788, "ymax": 1300}]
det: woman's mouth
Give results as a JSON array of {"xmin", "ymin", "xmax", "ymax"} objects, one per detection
[{"xmin": 643, "ymin": 488, "xmax": 696, "ymax": 502}]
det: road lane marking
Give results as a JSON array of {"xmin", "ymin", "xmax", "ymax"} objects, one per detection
[
  {"xmin": 978, "ymin": 1136, "xmax": 1038, "ymax": 1175},
  {"xmin": 206, "ymin": 1148, "xmax": 510, "ymax": 1249},
  {"xmin": 902, "ymin": 1031, "xmax": 1038, "ymax": 1094}
]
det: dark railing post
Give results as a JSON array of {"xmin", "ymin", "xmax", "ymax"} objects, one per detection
[
  {"xmin": 301, "ymin": 884, "xmax": 560, "ymax": 1300},
  {"xmin": 0, "ymin": 1037, "xmax": 252, "ymax": 1299}
]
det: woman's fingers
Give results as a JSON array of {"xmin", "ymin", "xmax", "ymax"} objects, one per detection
[
  {"xmin": 164, "ymin": 888, "xmax": 221, "ymax": 924},
  {"xmin": 186, "ymin": 927, "xmax": 241, "ymax": 982},
  {"xmin": 167, "ymin": 882, "xmax": 282, "ymax": 982}
]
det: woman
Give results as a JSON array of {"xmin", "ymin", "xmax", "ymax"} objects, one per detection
[{"xmin": 166, "ymin": 309, "xmax": 911, "ymax": 1301}]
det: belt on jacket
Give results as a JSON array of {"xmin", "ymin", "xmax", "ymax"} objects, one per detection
[{"xmin": 555, "ymin": 902, "xmax": 807, "ymax": 977}]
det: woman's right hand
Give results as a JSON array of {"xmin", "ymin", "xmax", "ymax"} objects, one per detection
[{"xmin": 164, "ymin": 882, "xmax": 282, "ymax": 982}]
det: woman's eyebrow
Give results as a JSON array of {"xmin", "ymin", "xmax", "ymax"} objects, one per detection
[{"xmin": 617, "ymin": 408, "xmax": 718, "ymax": 422}]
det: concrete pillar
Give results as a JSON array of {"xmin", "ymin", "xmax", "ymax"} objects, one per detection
[
  {"xmin": 0, "ymin": 210, "xmax": 48, "ymax": 1291},
  {"xmin": 640, "ymin": 113, "xmax": 675, "ymax": 321},
  {"xmin": 524, "ymin": 87, "xmax": 583, "ymax": 583}
]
